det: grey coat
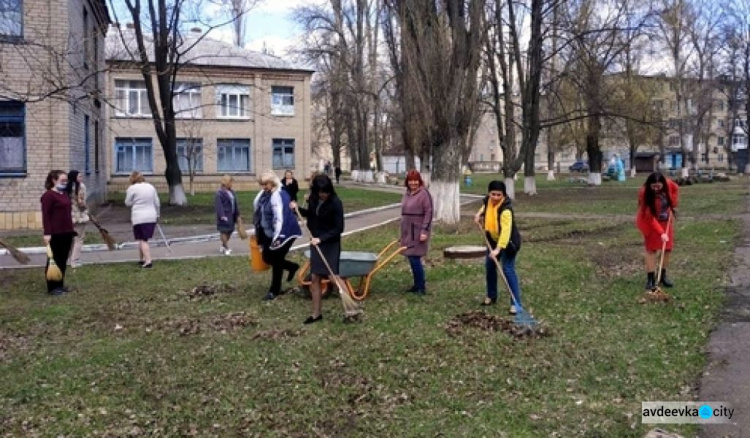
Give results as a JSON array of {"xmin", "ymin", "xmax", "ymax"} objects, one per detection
[{"xmin": 400, "ymin": 188, "xmax": 433, "ymax": 257}]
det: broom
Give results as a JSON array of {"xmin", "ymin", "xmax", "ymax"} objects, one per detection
[
  {"xmin": 88, "ymin": 214, "xmax": 117, "ymax": 250},
  {"xmin": 293, "ymin": 207, "xmax": 361, "ymax": 318},
  {"xmin": 0, "ymin": 239, "xmax": 31, "ymax": 264},
  {"xmin": 45, "ymin": 244, "xmax": 63, "ymax": 281},
  {"xmin": 647, "ymin": 212, "xmax": 674, "ymax": 302},
  {"xmin": 236, "ymin": 216, "xmax": 249, "ymax": 240},
  {"xmin": 477, "ymin": 224, "xmax": 538, "ymax": 329}
]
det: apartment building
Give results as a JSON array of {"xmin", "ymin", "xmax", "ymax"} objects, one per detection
[
  {"xmin": 0, "ymin": 0, "xmax": 109, "ymax": 230},
  {"xmin": 106, "ymin": 27, "xmax": 314, "ymax": 192}
]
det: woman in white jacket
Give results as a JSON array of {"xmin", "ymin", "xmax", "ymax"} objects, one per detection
[{"xmin": 125, "ymin": 171, "xmax": 160, "ymax": 268}]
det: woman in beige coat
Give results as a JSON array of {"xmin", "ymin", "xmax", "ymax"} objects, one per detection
[{"xmin": 65, "ymin": 170, "xmax": 89, "ymax": 268}]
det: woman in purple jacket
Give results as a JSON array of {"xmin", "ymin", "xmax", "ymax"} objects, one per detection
[
  {"xmin": 215, "ymin": 174, "xmax": 240, "ymax": 255},
  {"xmin": 400, "ymin": 169, "xmax": 433, "ymax": 295}
]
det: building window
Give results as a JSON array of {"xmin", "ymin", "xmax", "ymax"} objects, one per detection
[
  {"xmin": 735, "ymin": 119, "xmax": 746, "ymax": 128},
  {"xmin": 718, "ymin": 119, "xmax": 724, "ymax": 128},
  {"xmin": 176, "ymin": 138, "xmax": 203, "ymax": 173},
  {"xmin": 732, "ymin": 134, "xmax": 746, "ymax": 151},
  {"xmin": 216, "ymin": 84, "xmax": 250, "ymax": 118},
  {"xmin": 94, "ymin": 120, "xmax": 100, "ymax": 173},
  {"xmin": 173, "ymin": 83, "xmax": 202, "ymax": 118},
  {"xmin": 668, "ymin": 136, "xmax": 680, "ymax": 147},
  {"xmin": 114, "ymin": 80, "xmax": 152, "ymax": 117},
  {"xmin": 272, "ymin": 138, "xmax": 295, "ymax": 169},
  {"xmin": 217, "ymin": 139, "xmax": 251, "ymax": 172},
  {"xmin": 718, "ymin": 137, "xmax": 725, "ymax": 146},
  {"xmin": 0, "ymin": 0, "xmax": 22, "ymax": 40},
  {"xmin": 84, "ymin": 115, "xmax": 90, "ymax": 174},
  {"xmin": 271, "ymin": 86, "xmax": 294, "ymax": 116},
  {"xmin": 717, "ymin": 100, "xmax": 724, "ymax": 111},
  {"xmin": 718, "ymin": 154, "xmax": 724, "ymax": 162},
  {"xmin": 115, "ymin": 137, "xmax": 153, "ymax": 174},
  {"xmin": 0, "ymin": 101, "xmax": 25, "ymax": 175}
]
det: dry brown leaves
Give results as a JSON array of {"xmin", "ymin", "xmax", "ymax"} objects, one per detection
[
  {"xmin": 250, "ymin": 328, "xmax": 302, "ymax": 341},
  {"xmin": 638, "ymin": 289, "xmax": 672, "ymax": 304},
  {"xmin": 445, "ymin": 310, "xmax": 552, "ymax": 339},
  {"xmin": 179, "ymin": 283, "xmax": 238, "ymax": 300},
  {"xmin": 169, "ymin": 312, "xmax": 257, "ymax": 336}
]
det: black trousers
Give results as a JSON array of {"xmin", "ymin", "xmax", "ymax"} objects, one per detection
[
  {"xmin": 46, "ymin": 233, "xmax": 74, "ymax": 293},
  {"xmin": 262, "ymin": 239, "xmax": 298, "ymax": 294}
]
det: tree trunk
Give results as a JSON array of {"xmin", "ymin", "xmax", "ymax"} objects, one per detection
[{"xmin": 430, "ymin": 139, "xmax": 461, "ymax": 224}]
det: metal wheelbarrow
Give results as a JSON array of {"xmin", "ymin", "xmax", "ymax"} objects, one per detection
[{"xmin": 296, "ymin": 239, "xmax": 406, "ymax": 301}]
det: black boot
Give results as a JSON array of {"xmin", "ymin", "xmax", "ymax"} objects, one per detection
[
  {"xmin": 645, "ymin": 272, "xmax": 656, "ymax": 291},
  {"xmin": 660, "ymin": 269, "xmax": 674, "ymax": 288}
]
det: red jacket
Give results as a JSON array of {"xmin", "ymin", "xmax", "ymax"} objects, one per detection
[{"xmin": 636, "ymin": 178, "xmax": 679, "ymax": 236}]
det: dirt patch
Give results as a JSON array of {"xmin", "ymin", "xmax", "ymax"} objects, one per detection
[
  {"xmin": 445, "ymin": 310, "xmax": 552, "ymax": 339},
  {"xmin": 589, "ymin": 246, "xmax": 643, "ymax": 279},
  {"xmin": 167, "ymin": 312, "xmax": 256, "ymax": 336},
  {"xmin": 524, "ymin": 223, "xmax": 625, "ymax": 244},
  {"xmin": 638, "ymin": 289, "xmax": 673, "ymax": 304},
  {"xmin": 178, "ymin": 283, "xmax": 239, "ymax": 300},
  {"xmin": 0, "ymin": 331, "xmax": 29, "ymax": 362}
]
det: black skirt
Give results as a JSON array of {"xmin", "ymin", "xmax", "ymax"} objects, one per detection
[{"xmin": 310, "ymin": 240, "xmax": 340, "ymax": 275}]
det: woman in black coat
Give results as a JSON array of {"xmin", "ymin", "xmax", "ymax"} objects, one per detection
[
  {"xmin": 290, "ymin": 174, "xmax": 344, "ymax": 324},
  {"xmin": 281, "ymin": 169, "xmax": 299, "ymax": 202}
]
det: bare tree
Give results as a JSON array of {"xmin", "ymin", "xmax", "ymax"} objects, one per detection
[
  {"xmin": 559, "ymin": 0, "xmax": 652, "ymax": 185},
  {"xmin": 383, "ymin": 0, "xmax": 486, "ymax": 223},
  {"xmin": 225, "ymin": 0, "xmax": 260, "ymax": 47},
  {"xmin": 179, "ymin": 114, "xmax": 205, "ymax": 196},
  {"xmin": 110, "ymin": 0, "xmax": 244, "ymax": 205}
]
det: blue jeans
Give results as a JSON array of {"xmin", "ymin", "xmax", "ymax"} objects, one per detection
[
  {"xmin": 485, "ymin": 250, "xmax": 522, "ymax": 307},
  {"xmin": 408, "ymin": 256, "xmax": 426, "ymax": 290}
]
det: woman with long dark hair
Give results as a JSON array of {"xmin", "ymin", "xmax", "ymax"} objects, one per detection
[
  {"xmin": 41, "ymin": 170, "xmax": 75, "ymax": 295},
  {"xmin": 65, "ymin": 170, "xmax": 88, "ymax": 268},
  {"xmin": 636, "ymin": 172, "xmax": 679, "ymax": 290},
  {"xmin": 291, "ymin": 174, "xmax": 344, "ymax": 324}
]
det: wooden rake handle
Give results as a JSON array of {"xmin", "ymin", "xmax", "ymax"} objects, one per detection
[
  {"xmin": 292, "ymin": 207, "xmax": 348, "ymax": 294},
  {"xmin": 655, "ymin": 212, "xmax": 674, "ymax": 285}
]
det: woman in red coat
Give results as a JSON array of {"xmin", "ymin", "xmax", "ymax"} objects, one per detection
[{"xmin": 636, "ymin": 172, "xmax": 679, "ymax": 290}]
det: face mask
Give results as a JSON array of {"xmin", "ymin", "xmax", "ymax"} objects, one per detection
[{"xmin": 56, "ymin": 183, "xmax": 67, "ymax": 191}]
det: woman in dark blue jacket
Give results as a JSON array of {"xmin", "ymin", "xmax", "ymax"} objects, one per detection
[
  {"xmin": 291, "ymin": 174, "xmax": 344, "ymax": 324},
  {"xmin": 215, "ymin": 174, "xmax": 240, "ymax": 255},
  {"xmin": 253, "ymin": 170, "xmax": 302, "ymax": 301}
]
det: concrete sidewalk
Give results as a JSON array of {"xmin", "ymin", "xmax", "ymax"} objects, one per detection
[
  {"xmin": 699, "ymin": 191, "xmax": 750, "ymax": 437},
  {"xmin": 1, "ymin": 195, "xmax": 482, "ymax": 269}
]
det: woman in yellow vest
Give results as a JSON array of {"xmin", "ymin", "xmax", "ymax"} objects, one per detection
[{"xmin": 474, "ymin": 180, "xmax": 523, "ymax": 314}]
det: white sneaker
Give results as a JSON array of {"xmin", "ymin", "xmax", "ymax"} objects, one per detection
[
  {"xmin": 219, "ymin": 247, "xmax": 226, "ymax": 254},
  {"xmin": 510, "ymin": 305, "xmax": 517, "ymax": 315},
  {"xmin": 224, "ymin": 248, "xmax": 232, "ymax": 255}
]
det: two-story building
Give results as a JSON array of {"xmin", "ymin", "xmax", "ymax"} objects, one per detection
[
  {"xmin": 106, "ymin": 27, "xmax": 315, "ymax": 192},
  {"xmin": 0, "ymin": 0, "xmax": 109, "ymax": 230}
]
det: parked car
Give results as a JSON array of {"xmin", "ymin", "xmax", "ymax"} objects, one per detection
[{"xmin": 569, "ymin": 160, "xmax": 588, "ymax": 172}]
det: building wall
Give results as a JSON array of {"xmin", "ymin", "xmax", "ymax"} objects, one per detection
[
  {"xmin": 0, "ymin": 0, "xmax": 106, "ymax": 230},
  {"xmin": 106, "ymin": 68, "xmax": 313, "ymax": 192}
]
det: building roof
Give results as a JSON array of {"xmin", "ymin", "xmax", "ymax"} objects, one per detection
[{"xmin": 106, "ymin": 27, "xmax": 314, "ymax": 74}]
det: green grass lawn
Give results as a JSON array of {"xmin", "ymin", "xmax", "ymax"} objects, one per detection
[{"xmin": 1, "ymin": 181, "xmax": 744, "ymax": 435}]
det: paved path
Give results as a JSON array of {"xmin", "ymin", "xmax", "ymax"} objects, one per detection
[
  {"xmin": 1, "ymin": 194, "xmax": 481, "ymax": 269},
  {"xmin": 699, "ymin": 190, "xmax": 750, "ymax": 437}
]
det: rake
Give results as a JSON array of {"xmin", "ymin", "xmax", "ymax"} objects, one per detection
[
  {"xmin": 88, "ymin": 214, "xmax": 117, "ymax": 250},
  {"xmin": 294, "ymin": 208, "xmax": 362, "ymax": 319},
  {"xmin": 647, "ymin": 213, "xmax": 673, "ymax": 302},
  {"xmin": 477, "ymin": 224, "xmax": 537, "ymax": 329}
]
